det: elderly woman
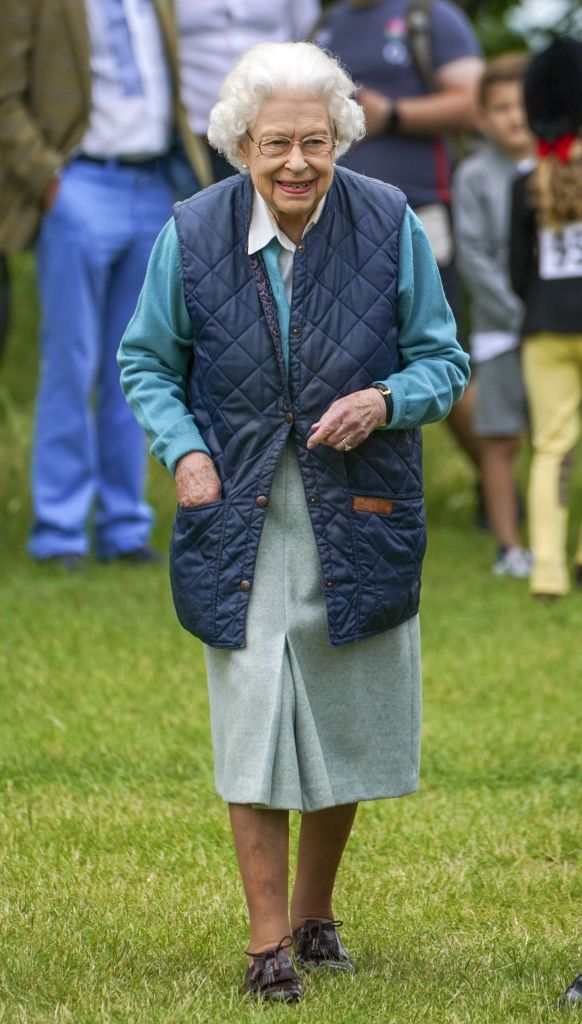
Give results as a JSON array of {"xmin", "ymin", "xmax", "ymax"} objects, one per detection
[{"xmin": 118, "ymin": 41, "xmax": 469, "ymax": 1003}]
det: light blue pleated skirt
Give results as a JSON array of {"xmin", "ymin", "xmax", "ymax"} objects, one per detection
[{"xmin": 204, "ymin": 443, "xmax": 422, "ymax": 812}]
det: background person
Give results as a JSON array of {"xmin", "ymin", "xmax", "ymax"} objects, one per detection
[
  {"xmin": 510, "ymin": 36, "xmax": 582, "ymax": 600},
  {"xmin": 315, "ymin": 0, "xmax": 485, "ymax": 517},
  {"xmin": 119, "ymin": 41, "xmax": 469, "ymax": 1003},
  {"xmin": 168, "ymin": 0, "xmax": 321, "ymax": 197},
  {"xmin": 454, "ymin": 53, "xmax": 534, "ymax": 578},
  {"xmin": 0, "ymin": 0, "xmax": 210, "ymax": 570}
]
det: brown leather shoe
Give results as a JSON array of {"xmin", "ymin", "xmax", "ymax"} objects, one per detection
[
  {"xmin": 243, "ymin": 937, "xmax": 303, "ymax": 1003},
  {"xmin": 293, "ymin": 919, "xmax": 354, "ymax": 972}
]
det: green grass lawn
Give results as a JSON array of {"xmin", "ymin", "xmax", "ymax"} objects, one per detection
[{"xmin": 0, "ymin": 256, "xmax": 580, "ymax": 1023}]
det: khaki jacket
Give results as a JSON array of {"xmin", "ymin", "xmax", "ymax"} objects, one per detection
[{"xmin": 0, "ymin": 0, "xmax": 212, "ymax": 251}]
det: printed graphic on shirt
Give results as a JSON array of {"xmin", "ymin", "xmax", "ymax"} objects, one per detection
[
  {"xmin": 382, "ymin": 18, "xmax": 410, "ymax": 68},
  {"xmin": 539, "ymin": 223, "xmax": 582, "ymax": 280},
  {"xmin": 321, "ymin": 0, "xmax": 479, "ymax": 208}
]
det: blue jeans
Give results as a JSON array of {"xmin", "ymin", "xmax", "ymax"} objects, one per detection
[{"xmin": 30, "ymin": 158, "xmax": 173, "ymax": 559}]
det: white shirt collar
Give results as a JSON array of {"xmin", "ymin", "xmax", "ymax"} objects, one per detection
[{"xmin": 247, "ymin": 187, "xmax": 327, "ymax": 255}]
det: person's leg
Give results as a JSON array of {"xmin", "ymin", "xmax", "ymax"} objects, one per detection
[
  {"xmin": 481, "ymin": 436, "xmax": 522, "ymax": 550},
  {"xmin": 229, "ymin": 804, "xmax": 291, "ymax": 955},
  {"xmin": 522, "ymin": 335, "xmax": 582, "ymax": 596},
  {"xmin": 574, "ymin": 530, "xmax": 582, "ymax": 583},
  {"xmin": 94, "ymin": 165, "xmax": 172, "ymax": 558},
  {"xmin": 573, "ymin": 339, "xmax": 582, "ymax": 579},
  {"xmin": 444, "ymin": 382, "xmax": 482, "ymax": 471},
  {"xmin": 229, "ymin": 804, "xmax": 303, "ymax": 1001},
  {"xmin": 30, "ymin": 163, "xmax": 106, "ymax": 558},
  {"xmin": 437, "ymin": 258, "xmax": 482, "ymax": 475},
  {"xmin": 290, "ymin": 803, "xmax": 358, "ymax": 931}
]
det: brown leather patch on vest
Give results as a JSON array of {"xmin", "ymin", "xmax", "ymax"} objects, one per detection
[{"xmin": 352, "ymin": 496, "xmax": 394, "ymax": 515}]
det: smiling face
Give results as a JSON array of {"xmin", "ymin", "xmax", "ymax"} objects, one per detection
[{"xmin": 238, "ymin": 96, "xmax": 336, "ymax": 243}]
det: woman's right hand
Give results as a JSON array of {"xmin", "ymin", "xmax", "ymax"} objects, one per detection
[{"xmin": 175, "ymin": 451, "xmax": 222, "ymax": 508}]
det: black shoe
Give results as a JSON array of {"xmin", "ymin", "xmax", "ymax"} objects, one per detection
[
  {"xmin": 561, "ymin": 974, "xmax": 582, "ymax": 1007},
  {"xmin": 293, "ymin": 919, "xmax": 354, "ymax": 972},
  {"xmin": 100, "ymin": 545, "xmax": 163, "ymax": 565},
  {"xmin": 244, "ymin": 937, "xmax": 303, "ymax": 1003},
  {"xmin": 38, "ymin": 554, "xmax": 86, "ymax": 573}
]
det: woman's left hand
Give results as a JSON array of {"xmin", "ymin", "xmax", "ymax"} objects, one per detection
[{"xmin": 307, "ymin": 389, "xmax": 387, "ymax": 452}]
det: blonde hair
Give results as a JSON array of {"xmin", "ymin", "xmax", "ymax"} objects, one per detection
[
  {"xmin": 529, "ymin": 140, "xmax": 582, "ymax": 228},
  {"xmin": 207, "ymin": 42, "xmax": 365, "ymax": 171}
]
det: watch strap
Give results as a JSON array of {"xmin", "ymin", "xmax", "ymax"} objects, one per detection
[{"xmin": 369, "ymin": 383, "xmax": 393, "ymax": 426}]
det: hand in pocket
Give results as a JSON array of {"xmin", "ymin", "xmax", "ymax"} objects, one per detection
[{"xmin": 175, "ymin": 451, "xmax": 222, "ymax": 508}]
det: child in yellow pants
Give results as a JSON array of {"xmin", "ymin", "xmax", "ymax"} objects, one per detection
[
  {"xmin": 510, "ymin": 37, "xmax": 582, "ymax": 598},
  {"xmin": 522, "ymin": 334, "xmax": 582, "ymax": 595}
]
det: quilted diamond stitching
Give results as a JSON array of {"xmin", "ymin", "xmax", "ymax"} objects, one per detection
[{"xmin": 172, "ymin": 169, "xmax": 424, "ymax": 647}]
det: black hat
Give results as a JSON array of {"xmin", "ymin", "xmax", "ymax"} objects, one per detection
[{"xmin": 524, "ymin": 36, "xmax": 582, "ymax": 142}]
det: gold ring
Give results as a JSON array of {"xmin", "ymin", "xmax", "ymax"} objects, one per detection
[{"xmin": 342, "ymin": 438, "xmax": 352, "ymax": 452}]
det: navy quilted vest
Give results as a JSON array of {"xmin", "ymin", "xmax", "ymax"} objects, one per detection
[{"xmin": 171, "ymin": 167, "xmax": 425, "ymax": 649}]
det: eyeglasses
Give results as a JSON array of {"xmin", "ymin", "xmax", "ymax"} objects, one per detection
[{"xmin": 246, "ymin": 132, "xmax": 337, "ymax": 158}]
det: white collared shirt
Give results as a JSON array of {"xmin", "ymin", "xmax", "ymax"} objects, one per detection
[
  {"xmin": 175, "ymin": 0, "xmax": 320, "ymax": 135},
  {"xmin": 247, "ymin": 188, "xmax": 327, "ymax": 304},
  {"xmin": 81, "ymin": 0, "xmax": 172, "ymax": 159}
]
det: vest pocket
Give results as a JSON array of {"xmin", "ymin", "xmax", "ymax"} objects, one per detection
[
  {"xmin": 169, "ymin": 499, "xmax": 226, "ymax": 643},
  {"xmin": 349, "ymin": 491, "xmax": 426, "ymax": 632}
]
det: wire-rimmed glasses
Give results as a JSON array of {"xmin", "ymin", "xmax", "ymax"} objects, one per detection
[{"xmin": 246, "ymin": 132, "xmax": 337, "ymax": 158}]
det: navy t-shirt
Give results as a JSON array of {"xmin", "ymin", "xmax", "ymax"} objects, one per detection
[{"xmin": 317, "ymin": 0, "xmax": 480, "ymax": 209}]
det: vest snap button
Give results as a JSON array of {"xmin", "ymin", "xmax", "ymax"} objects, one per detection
[
  {"xmin": 325, "ymin": 579, "xmax": 334, "ymax": 588},
  {"xmin": 284, "ymin": 411, "xmax": 294, "ymax": 423},
  {"xmin": 291, "ymin": 326, "xmax": 301, "ymax": 336},
  {"xmin": 256, "ymin": 495, "xmax": 269, "ymax": 508},
  {"xmin": 297, "ymin": 244, "xmax": 305, "ymax": 253},
  {"xmin": 240, "ymin": 579, "xmax": 252, "ymax": 593},
  {"xmin": 309, "ymin": 496, "xmax": 320, "ymax": 505}
]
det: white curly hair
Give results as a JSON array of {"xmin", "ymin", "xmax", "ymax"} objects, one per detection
[{"xmin": 207, "ymin": 42, "xmax": 366, "ymax": 171}]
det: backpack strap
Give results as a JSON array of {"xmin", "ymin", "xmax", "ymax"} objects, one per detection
[{"xmin": 407, "ymin": 0, "xmax": 437, "ymax": 93}]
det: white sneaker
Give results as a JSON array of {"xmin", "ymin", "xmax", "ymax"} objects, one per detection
[{"xmin": 493, "ymin": 547, "xmax": 532, "ymax": 578}]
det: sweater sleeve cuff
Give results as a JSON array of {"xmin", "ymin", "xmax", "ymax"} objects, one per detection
[
  {"xmin": 381, "ymin": 376, "xmax": 406, "ymax": 429},
  {"xmin": 153, "ymin": 432, "xmax": 211, "ymax": 476}
]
